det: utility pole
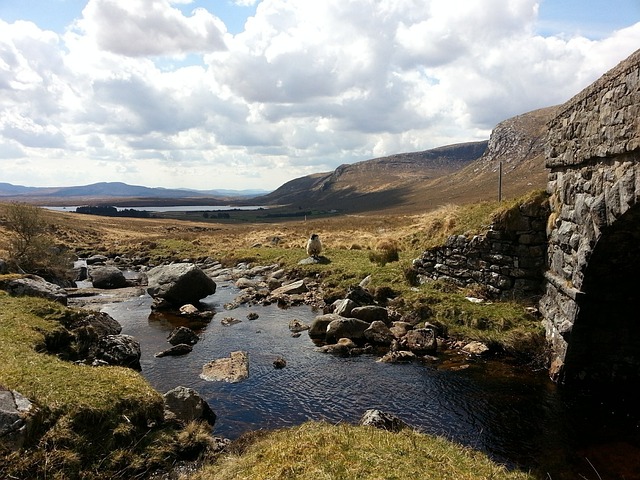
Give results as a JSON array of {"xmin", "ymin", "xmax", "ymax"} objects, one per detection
[{"xmin": 498, "ymin": 161, "xmax": 503, "ymax": 202}]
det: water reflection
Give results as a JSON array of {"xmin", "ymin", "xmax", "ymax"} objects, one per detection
[{"xmin": 102, "ymin": 283, "xmax": 640, "ymax": 479}]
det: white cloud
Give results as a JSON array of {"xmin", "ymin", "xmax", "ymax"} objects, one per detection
[
  {"xmin": 0, "ymin": 1, "xmax": 639, "ymax": 191},
  {"xmin": 77, "ymin": 0, "xmax": 228, "ymax": 56}
]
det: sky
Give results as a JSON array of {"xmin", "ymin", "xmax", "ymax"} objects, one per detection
[{"xmin": 0, "ymin": 1, "xmax": 639, "ymax": 191}]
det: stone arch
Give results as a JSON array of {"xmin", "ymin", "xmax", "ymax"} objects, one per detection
[
  {"xmin": 563, "ymin": 201, "xmax": 640, "ymax": 384},
  {"xmin": 541, "ymin": 156, "xmax": 640, "ymax": 384}
]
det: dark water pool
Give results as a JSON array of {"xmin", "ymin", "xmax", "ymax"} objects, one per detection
[{"xmin": 102, "ymin": 283, "xmax": 640, "ymax": 479}]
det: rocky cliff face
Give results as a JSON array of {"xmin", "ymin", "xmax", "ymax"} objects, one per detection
[{"xmin": 471, "ymin": 106, "xmax": 557, "ymax": 177}]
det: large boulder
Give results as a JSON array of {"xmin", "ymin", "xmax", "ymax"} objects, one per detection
[
  {"xmin": 308, "ymin": 313, "xmax": 342, "ymax": 338},
  {"xmin": 146, "ymin": 263, "xmax": 216, "ymax": 307},
  {"xmin": 163, "ymin": 386, "xmax": 217, "ymax": 426},
  {"xmin": 89, "ymin": 266, "xmax": 128, "ymax": 289},
  {"xmin": 0, "ymin": 274, "xmax": 67, "ymax": 305},
  {"xmin": 325, "ymin": 318, "xmax": 371, "ymax": 343}
]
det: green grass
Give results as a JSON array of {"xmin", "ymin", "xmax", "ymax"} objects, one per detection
[
  {"xmin": 189, "ymin": 421, "xmax": 536, "ymax": 480},
  {"xmin": 0, "ymin": 292, "xmax": 215, "ymax": 479}
]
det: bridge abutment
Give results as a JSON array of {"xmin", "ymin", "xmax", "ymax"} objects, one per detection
[{"xmin": 542, "ymin": 48, "xmax": 640, "ymax": 384}]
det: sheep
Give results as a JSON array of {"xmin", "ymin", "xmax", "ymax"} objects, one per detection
[{"xmin": 306, "ymin": 233, "xmax": 322, "ymax": 258}]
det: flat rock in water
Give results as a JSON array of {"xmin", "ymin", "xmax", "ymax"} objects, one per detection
[
  {"xmin": 271, "ymin": 279, "xmax": 308, "ymax": 296},
  {"xmin": 200, "ymin": 351, "xmax": 249, "ymax": 383},
  {"xmin": 155, "ymin": 344, "xmax": 193, "ymax": 358}
]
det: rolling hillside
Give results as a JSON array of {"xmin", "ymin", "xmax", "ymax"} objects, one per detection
[{"xmin": 253, "ymin": 106, "xmax": 556, "ymax": 214}]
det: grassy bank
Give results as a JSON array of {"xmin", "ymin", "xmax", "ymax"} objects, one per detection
[
  {"xmin": 0, "ymin": 292, "xmax": 216, "ymax": 479},
  {"xmin": 189, "ymin": 421, "xmax": 536, "ymax": 480}
]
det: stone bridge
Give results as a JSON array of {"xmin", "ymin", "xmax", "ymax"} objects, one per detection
[{"xmin": 540, "ymin": 48, "xmax": 640, "ymax": 385}]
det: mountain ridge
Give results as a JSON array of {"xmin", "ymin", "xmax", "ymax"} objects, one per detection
[{"xmin": 0, "ymin": 181, "xmax": 269, "ymax": 203}]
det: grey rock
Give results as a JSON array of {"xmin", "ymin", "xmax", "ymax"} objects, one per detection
[
  {"xmin": 360, "ymin": 409, "xmax": 409, "ymax": 432},
  {"xmin": 326, "ymin": 317, "xmax": 371, "ymax": 342},
  {"xmin": 146, "ymin": 263, "xmax": 217, "ymax": 307},
  {"xmin": 155, "ymin": 344, "xmax": 193, "ymax": 358},
  {"xmin": 333, "ymin": 298, "xmax": 357, "ymax": 317},
  {"xmin": 0, "ymin": 387, "xmax": 34, "ymax": 450},
  {"xmin": 164, "ymin": 386, "xmax": 216, "ymax": 426},
  {"xmin": 168, "ymin": 326, "xmax": 199, "ymax": 346},
  {"xmin": 0, "ymin": 274, "xmax": 67, "ymax": 305},
  {"xmin": 95, "ymin": 334, "xmax": 142, "ymax": 370},
  {"xmin": 345, "ymin": 285, "xmax": 375, "ymax": 306},
  {"xmin": 351, "ymin": 305, "xmax": 389, "ymax": 324},
  {"xmin": 271, "ymin": 279, "xmax": 308, "ymax": 296},
  {"xmin": 308, "ymin": 313, "xmax": 341, "ymax": 338},
  {"xmin": 89, "ymin": 266, "xmax": 128, "ymax": 289},
  {"xmin": 399, "ymin": 328, "xmax": 437, "ymax": 355},
  {"xmin": 364, "ymin": 321, "xmax": 394, "ymax": 345}
]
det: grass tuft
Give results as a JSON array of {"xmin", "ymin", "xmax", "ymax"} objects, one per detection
[{"xmin": 189, "ymin": 421, "xmax": 536, "ymax": 480}]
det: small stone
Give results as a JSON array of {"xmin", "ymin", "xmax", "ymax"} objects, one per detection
[{"xmin": 273, "ymin": 357, "xmax": 287, "ymax": 369}]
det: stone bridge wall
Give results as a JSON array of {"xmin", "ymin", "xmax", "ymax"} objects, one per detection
[
  {"xmin": 411, "ymin": 196, "xmax": 549, "ymax": 300},
  {"xmin": 540, "ymin": 49, "xmax": 640, "ymax": 382}
]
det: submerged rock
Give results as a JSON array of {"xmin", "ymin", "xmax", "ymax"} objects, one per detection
[
  {"xmin": 201, "ymin": 351, "xmax": 249, "ymax": 383},
  {"xmin": 273, "ymin": 356, "xmax": 287, "ymax": 369},
  {"xmin": 155, "ymin": 344, "xmax": 193, "ymax": 358}
]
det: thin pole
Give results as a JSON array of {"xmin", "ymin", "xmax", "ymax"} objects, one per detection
[{"xmin": 498, "ymin": 161, "xmax": 503, "ymax": 202}]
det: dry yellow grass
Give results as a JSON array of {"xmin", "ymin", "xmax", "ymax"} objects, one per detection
[{"xmin": 0, "ymin": 199, "xmax": 507, "ymax": 265}]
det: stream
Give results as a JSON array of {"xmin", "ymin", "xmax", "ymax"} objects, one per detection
[{"xmin": 100, "ymin": 282, "xmax": 640, "ymax": 480}]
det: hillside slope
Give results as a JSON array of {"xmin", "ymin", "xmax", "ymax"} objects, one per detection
[
  {"xmin": 255, "ymin": 106, "xmax": 556, "ymax": 214},
  {"xmin": 256, "ymin": 141, "xmax": 489, "ymax": 212},
  {"xmin": 397, "ymin": 106, "xmax": 557, "ymax": 212}
]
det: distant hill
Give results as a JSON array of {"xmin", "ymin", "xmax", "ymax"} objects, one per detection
[
  {"xmin": 0, "ymin": 182, "xmax": 270, "ymax": 205},
  {"xmin": 250, "ymin": 106, "xmax": 556, "ymax": 214},
  {"xmin": 254, "ymin": 141, "xmax": 489, "ymax": 212}
]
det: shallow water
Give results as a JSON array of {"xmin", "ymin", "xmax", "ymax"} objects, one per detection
[{"xmin": 102, "ymin": 282, "xmax": 640, "ymax": 479}]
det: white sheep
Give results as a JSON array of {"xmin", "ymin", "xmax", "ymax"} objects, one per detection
[{"xmin": 306, "ymin": 233, "xmax": 322, "ymax": 258}]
